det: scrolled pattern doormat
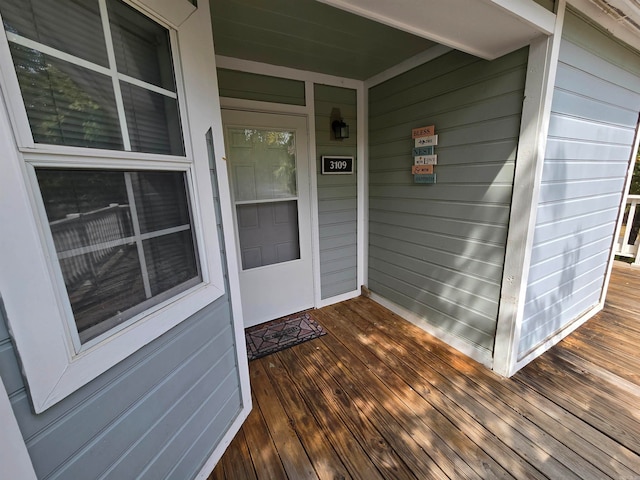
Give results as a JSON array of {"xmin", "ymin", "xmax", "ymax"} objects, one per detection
[{"xmin": 245, "ymin": 312, "xmax": 326, "ymax": 360}]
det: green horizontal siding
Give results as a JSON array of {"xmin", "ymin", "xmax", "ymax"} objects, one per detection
[
  {"xmin": 315, "ymin": 84, "xmax": 358, "ymax": 299},
  {"xmin": 217, "ymin": 68, "xmax": 305, "ymax": 105},
  {"xmin": 368, "ymin": 48, "xmax": 528, "ymax": 353}
]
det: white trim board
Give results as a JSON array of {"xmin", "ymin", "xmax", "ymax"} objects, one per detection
[
  {"xmin": 356, "ymin": 84, "xmax": 368, "ymax": 290},
  {"xmin": 492, "ymin": 0, "xmax": 567, "ymax": 378},
  {"xmin": 364, "ymin": 44, "xmax": 452, "ymax": 88},
  {"xmin": 215, "ymin": 56, "xmax": 362, "ymax": 90},
  {"xmin": 0, "ymin": 376, "xmax": 37, "ymax": 480},
  {"xmin": 306, "ymin": 81, "xmax": 323, "ymax": 309},
  {"xmin": 513, "ymin": 301, "xmax": 604, "ymax": 372},
  {"xmin": 194, "ymin": 406, "xmax": 250, "ymax": 480},
  {"xmin": 219, "ymin": 97, "xmax": 309, "ymax": 116},
  {"xmin": 318, "ymin": 289, "xmax": 360, "ymax": 309},
  {"xmin": 369, "ymin": 292, "xmax": 494, "ymax": 369}
]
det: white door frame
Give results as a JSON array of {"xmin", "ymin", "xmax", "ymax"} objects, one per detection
[{"xmin": 217, "ymin": 58, "xmax": 367, "ymax": 309}]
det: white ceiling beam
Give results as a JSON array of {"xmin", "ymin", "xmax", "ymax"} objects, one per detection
[{"xmin": 316, "ymin": 0, "xmax": 556, "ymax": 60}]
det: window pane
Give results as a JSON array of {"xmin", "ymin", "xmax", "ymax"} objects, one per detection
[
  {"xmin": 144, "ymin": 231, "xmax": 199, "ymax": 296},
  {"xmin": 130, "ymin": 171, "xmax": 191, "ymax": 233},
  {"xmin": 0, "ymin": 0, "xmax": 109, "ymax": 66},
  {"xmin": 107, "ymin": 0, "xmax": 176, "ymax": 91},
  {"xmin": 63, "ymin": 245, "xmax": 147, "ymax": 339},
  {"xmin": 10, "ymin": 44, "xmax": 123, "ymax": 149},
  {"xmin": 121, "ymin": 82, "xmax": 184, "ymax": 155},
  {"xmin": 36, "ymin": 168, "xmax": 201, "ymax": 344}
]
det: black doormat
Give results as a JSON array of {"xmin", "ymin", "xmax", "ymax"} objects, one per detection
[{"xmin": 245, "ymin": 312, "xmax": 326, "ymax": 360}]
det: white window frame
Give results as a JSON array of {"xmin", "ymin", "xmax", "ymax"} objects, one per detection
[{"xmin": 0, "ymin": 0, "xmax": 225, "ymax": 413}]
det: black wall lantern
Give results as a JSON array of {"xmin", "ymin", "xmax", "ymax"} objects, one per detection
[{"xmin": 332, "ymin": 120, "xmax": 349, "ymax": 140}]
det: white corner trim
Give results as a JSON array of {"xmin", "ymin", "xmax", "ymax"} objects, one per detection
[
  {"xmin": 364, "ymin": 44, "xmax": 452, "ymax": 88},
  {"xmin": 512, "ymin": 301, "xmax": 604, "ymax": 372},
  {"xmin": 193, "ymin": 404, "xmax": 251, "ymax": 480},
  {"xmin": 306, "ymin": 81, "xmax": 323, "ymax": 309},
  {"xmin": 356, "ymin": 84, "xmax": 368, "ymax": 290},
  {"xmin": 489, "ymin": 0, "xmax": 556, "ymax": 34},
  {"xmin": 317, "ymin": 289, "xmax": 360, "ymax": 309},
  {"xmin": 0, "ymin": 377, "xmax": 37, "ymax": 480},
  {"xmin": 215, "ymin": 55, "xmax": 362, "ymax": 90},
  {"xmin": 369, "ymin": 292, "xmax": 494, "ymax": 368},
  {"xmin": 492, "ymin": 0, "xmax": 567, "ymax": 378},
  {"xmin": 603, "ymin": 116, "xmax": 640, "ymax": 305}
]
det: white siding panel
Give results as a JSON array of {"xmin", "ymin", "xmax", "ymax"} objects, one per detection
[
  {"xmin": 547, "ymin": 114, "xmax": 635, "ymax": 145},
  {"xmin": 518, "ymin": 10, "xmax": 640, "ymax": 359}
]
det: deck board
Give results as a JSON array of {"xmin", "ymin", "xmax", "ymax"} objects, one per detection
[{"xmin": 209, "ymin": 262, "xmax": 640, "ymax": 479}]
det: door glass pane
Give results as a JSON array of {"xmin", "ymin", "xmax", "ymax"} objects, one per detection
[
  {"xmin": 227, "ymin": 126, "xmax": 301, "ymax": 270},
  {"xmin": 227, "ymin": 128, "xmax": 297, "ymax": 202}
]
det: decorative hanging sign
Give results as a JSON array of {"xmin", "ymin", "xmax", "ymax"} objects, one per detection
[
  {"xmin": 412, "ymin": 146, "xmax": 434, "ymax": 156},
  {"xmin": 414, "ymin": 135, "xmax": 438, "ymax": 147},
  {"xmin": 414, "ymin": 174, "xmax": 437, "ymax": 184},
  {"xmin": 411, "ymin": 125, "xmax": 438, "ymax": 184},
  {"xmin": 412, "ymin": 125, "xmax": 435, "ymax": 138},
  {"xmin": 412, "ymin": 165, "xmax": 434, "ymax": 174},
  {"xmin": 414, "ymin": 154, "xmax": 437, "ymax": 165}
]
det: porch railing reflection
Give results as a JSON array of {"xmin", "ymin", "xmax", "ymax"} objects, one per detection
[
  {"xmin": 615, "ymin": 194, "xmax": 640, "ymax": 264},
  {"xmin": 49, "ymin": 204, "xmax": 132, "ymax": 288}
]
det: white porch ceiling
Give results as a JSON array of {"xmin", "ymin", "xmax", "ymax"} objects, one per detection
[
  {"xmin": 210, "ymin": 0, "xmax": 556, "ymax": 81},
  {"xmin": 317, "ymin": 0, "xmax": 557, "ymax": 60}
]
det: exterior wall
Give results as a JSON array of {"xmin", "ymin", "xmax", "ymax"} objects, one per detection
[
  {"xmin": 314, "ymin": 84, "xmax": 358, "ymax": 299},
  {"xmin": 0, "ymin": 293, "xmax": 241, "ymax": 480},
  {"xmin": 368, "ymin": 48, "xmax": 528, "ymax": 354},
  {"xmin": 518, "ymin": 10, "xmax": 640, "ymax": 358},
  {"xmin": 216, "ymin": 69, "xmax": 360, "ymax": 301}
]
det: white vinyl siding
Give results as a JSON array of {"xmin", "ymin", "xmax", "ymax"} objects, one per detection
[{"xmin": 518, "ymin": 10, "xmax": 640, "ymax": 357}]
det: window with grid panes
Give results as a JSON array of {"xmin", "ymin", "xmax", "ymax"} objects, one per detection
[{"xmin": 0, "ymin": 0, "xmax": 202, "ymax": 346}]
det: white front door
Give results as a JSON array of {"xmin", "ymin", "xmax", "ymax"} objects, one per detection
[{"xmin": 222, "ymin": 110, "xmax": 314, "ymax": 327}]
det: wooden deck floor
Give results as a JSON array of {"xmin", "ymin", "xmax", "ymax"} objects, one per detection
[{"xmin": 209, "ymin": 262, "xmax": 640, "ymax": 479}]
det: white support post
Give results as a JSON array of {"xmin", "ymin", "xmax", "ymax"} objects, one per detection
[{"xmin": 492, "ymin": 0, "xmax": 566, "ymax": 377}]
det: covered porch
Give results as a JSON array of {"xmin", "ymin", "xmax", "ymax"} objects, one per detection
[{"xmin": 209, "ymin": 260, "xmax": 640, "ymax": 479}]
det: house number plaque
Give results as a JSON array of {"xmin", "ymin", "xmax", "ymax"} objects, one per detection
[{"xmin": 322, "ymin": 156, "xmax": 354, "ymax": 174}]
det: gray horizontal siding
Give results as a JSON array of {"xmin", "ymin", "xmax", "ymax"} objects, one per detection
[
  {"xmin": 315, "ymin": 84, "xmax": 358, "ymax": 299},
  {"xmin": 2, "ymin": 296, "xmax": 241, "ymax": 480},
  {"xmin": 518, "ymin": 9, "xmax": 640, "ymax": 357},
  {"xmin": 216, "ymin": 68, "xmax": 305, "ymax": 105},
  {"xmin": 368, "ymin": 47, "xmax": 527, "ymax": 353}
]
